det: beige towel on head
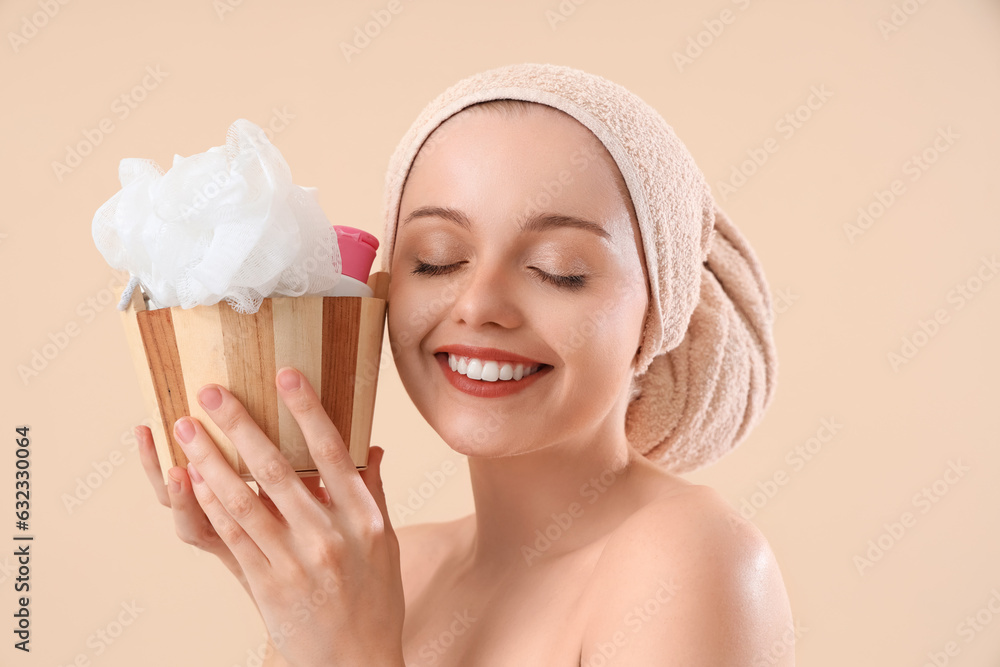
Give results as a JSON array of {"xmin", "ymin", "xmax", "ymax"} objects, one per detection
[{"xmin": 379, "ymin": 62, "xmax": 777, "ymax": 474}]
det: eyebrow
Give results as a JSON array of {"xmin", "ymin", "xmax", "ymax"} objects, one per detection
[{"xmin": 401, "ymin": 205, "xmax": 612, "ymax": 241}]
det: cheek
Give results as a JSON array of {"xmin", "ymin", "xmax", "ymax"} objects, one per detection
[
  {"xmin": 549, "ymin": 288, "xmax": 644, "ymax": 367},
  {"xmin": 388, "ymin": 276, "xmax": 459, "ymax": 346},
  {"xmin": 386, "ymin": 277, "xmax": 415, "ymax": 353}
]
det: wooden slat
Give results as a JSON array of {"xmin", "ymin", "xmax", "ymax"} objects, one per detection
[
  {"xmin": 321, "ymin": 296, "xmax": 361, "ymax": 459},
  {"xmin": 171, "ymin": 303, "xmax": 233, "ymax": 471},
  {"xmin": 367, "ymin": 271, "xmax": 390, "ymax": 300},
  {"xmin": 219, "ymin": 299, "xmax": 278, "ymax": 478},
  {"xmin": 135, "ymin": 308, "xmax": 191, "ymax": 473},
  {"xmin": 272, "ymin": 295, "xmax": 324, "ymax": 473},
  {"xmin": 120, "ymin": 286, "xmax": 175, "ymax": 483},
  {"xmin": 350, "ymin": 296, "xmax": 387, "ymax": 470}
]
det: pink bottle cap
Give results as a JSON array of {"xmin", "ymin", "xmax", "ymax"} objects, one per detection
[{"xmin": 334, "ymin": 225, "xmax": 380, "ymax": 284}]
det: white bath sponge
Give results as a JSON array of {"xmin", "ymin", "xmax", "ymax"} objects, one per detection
[{"xmin": 93, "ymin": 119, "xmax": 341, "ymax": 313}]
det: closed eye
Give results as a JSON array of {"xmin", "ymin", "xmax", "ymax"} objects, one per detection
[
  {"xmin": 410, "ymin": 261, "xmax": 463, "ymax": 277},
  {"xmin": 410, "ymin": 261, "xmax": 587, "ymax": 290}
]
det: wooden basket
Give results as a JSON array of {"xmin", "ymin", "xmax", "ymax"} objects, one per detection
[{"xmin": 120, "ymin": 272, "xmax": 390, "ymax": 483}]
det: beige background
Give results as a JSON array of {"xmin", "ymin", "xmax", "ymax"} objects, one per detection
[{"xmin": 1, "ymin": 0, "xmax": 997, "ymax": 664}]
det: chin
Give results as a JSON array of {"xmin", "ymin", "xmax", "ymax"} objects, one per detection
[{"xmin": 436, "ymin": 418, "xmax": 538, "ymax": 459}]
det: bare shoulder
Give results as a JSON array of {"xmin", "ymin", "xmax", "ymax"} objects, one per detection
[
  {"xmin": 395, "ymin": 515, "xmax": 471, "ymax": 599},
  {"xmin": 581, "ymin": 484, "xmax": 797, "ymax": 665}
]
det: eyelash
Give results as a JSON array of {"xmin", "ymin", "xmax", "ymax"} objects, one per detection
[{"xmin": 410, "ymin": 261, "xmax": 587, "ymax": 290}]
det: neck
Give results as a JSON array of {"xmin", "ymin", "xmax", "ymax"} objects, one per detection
[{"xmin": 463, "ymin": 414, "xmax": 643, "ymax": 575}]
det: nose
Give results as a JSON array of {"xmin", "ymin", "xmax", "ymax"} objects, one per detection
[{"xmin": 448, "ymin": 258, "xmax": 522, "ymax": 330}]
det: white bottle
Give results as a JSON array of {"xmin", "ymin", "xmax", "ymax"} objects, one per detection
[{"xmin": 323, "ymin": 274, "xmax": 373, "ymax": 298}]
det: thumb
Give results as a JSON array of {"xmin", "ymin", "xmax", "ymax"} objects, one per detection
[{"xmin": 360, "ymin": 446, "xmax": 392, "ymax": 533}]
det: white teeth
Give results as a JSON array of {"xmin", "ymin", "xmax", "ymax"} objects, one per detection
[
  {"xmin": 481, "ymin": 361, "xmax": 500, "ymax": 382},
  {"xmin": 445, "ymin": 353, "xmax": 543, "ymax": 382}
]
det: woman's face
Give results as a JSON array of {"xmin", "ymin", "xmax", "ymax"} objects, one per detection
[{"xmin": 386, "ymin": 105, "xmax": 649, "ymax": 457}]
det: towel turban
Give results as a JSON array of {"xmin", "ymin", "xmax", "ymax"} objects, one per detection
[{"xmin": 379, "ymin": 62, "xmax": 777, "ymax": 474}]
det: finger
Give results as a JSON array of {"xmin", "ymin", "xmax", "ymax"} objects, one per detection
[
  {"xmin": 256, "ymin": 485, "xmax": 285, "ymax": 521},
  {"xmin": 275, "ymin": 367, "xmax": 371, "ymax": 513},
  {"xmin": 136, "ymin": 426, "xmax": 170, "ymax": 507},
  {"xmin": 303, "ymin": 474, "xmax": 332, "ymax": 506},
  {"xmin": 259, "ymin": 481, "xmax": 328, "ymax": 518},
  {"xmin": 194, "ymin": 383, "xmax": 325, "ymax": 526},
  {"xmin": 186, "ymin": 459, "xmax": 273, "ymax": 574},
  {"xmin": 359, "ymin": 446, "xmax": 392, "ymax": 533},
  {"xmin": 359, "ymin": 448, "xmax": 398, "ymax": 564},
  {"xmin": 166, "ymin": 465, "xmax": 232, "ymax": 559},
  {"xmin": 165, "ymin": 467, "xmax": 259, "ymax": 606},
  {"xmin": 174, "ymin": 413, "xmax": 287, "ymax": 565}
]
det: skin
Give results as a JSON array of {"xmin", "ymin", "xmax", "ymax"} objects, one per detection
[
  {"xmin": 138, "ymin": 103, "xmax": 795, "ymax": 666},
  {"xmin": 137, "ymin": 371, "xmax": 404, "ymax": 667},
  {"xmin": 387, "ymin": 104, "xmax": 795, "ymax": 665}
]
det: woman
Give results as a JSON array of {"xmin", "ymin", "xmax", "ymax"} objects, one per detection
[{"xmin": 138, "ymin": 63, "xmax": 793, "ymax": 666}]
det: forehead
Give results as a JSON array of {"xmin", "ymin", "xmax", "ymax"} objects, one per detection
[{"xmin": 400, "ymin": 106, "xmax": 629, "ymax": 232}]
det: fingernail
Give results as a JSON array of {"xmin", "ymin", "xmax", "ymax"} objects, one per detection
[
  {"xmin": 198, "ymin": 385, "xmax": 223, "ymax": 410},
  {"xmin": 167, "ymin": 469, "xmax": 182, "ymax": 493},
  {"xmin": 277, "ymin": 368, "xmax": 301, "ymax": 391},
  {"xmin": 174, "ymin": 417, "xmax": 195, "ymax": 444},
  {"xmin": 187, "ymin": 462, "xmax": 203, "ymax": 483}
]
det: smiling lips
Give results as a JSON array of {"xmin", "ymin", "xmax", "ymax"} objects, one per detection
[
  {"xmin": 434, "ymin": 352, "xmax": 552, "ymax": 397},
  {"xmin": 447, "ymin": 353, "xmax": 543, "ymax": 381}
]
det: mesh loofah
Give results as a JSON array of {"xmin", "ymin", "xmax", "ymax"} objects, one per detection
[{"xmin": 93, "ymin": 118, "xmax": 341, "ymax": 313}]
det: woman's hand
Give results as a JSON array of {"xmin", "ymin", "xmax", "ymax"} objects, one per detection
[
  {"xmin": 167, "ymin": 367, "xmax": 405, "ymax": 667},
  {"xmin": 137, "ymin": 425, "xmax": 332, "ymax": 620}
]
